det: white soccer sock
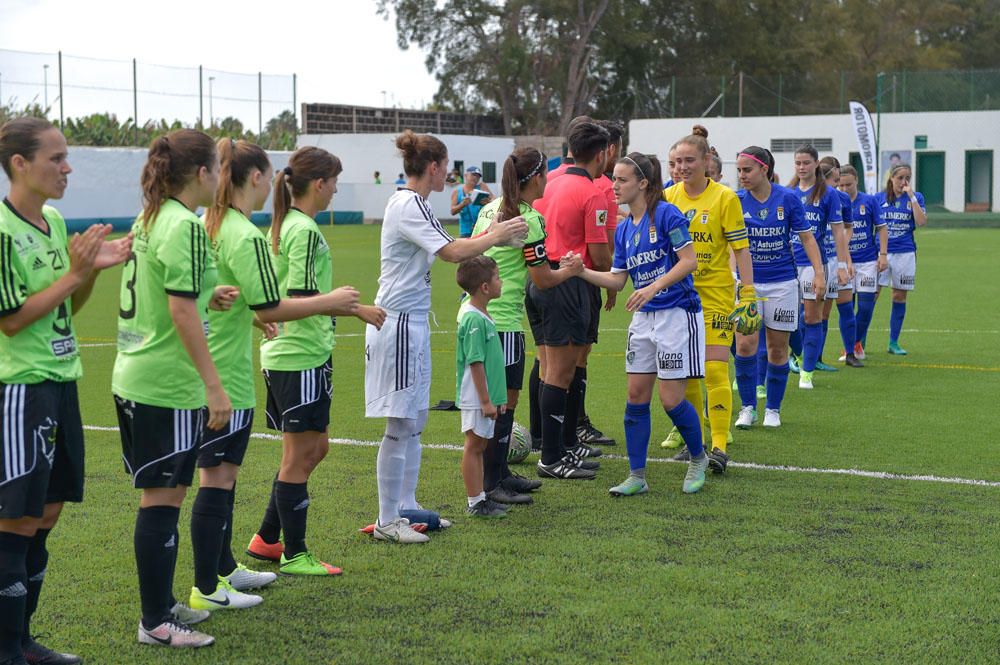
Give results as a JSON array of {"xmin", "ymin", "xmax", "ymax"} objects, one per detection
[
  {"xmin": 398, "ymin": 409, "xmax": 427, "ymax": 512},
  {"xmin": 377, "ymin": 417, "xmax": 413, "ymax": 526},
  {"xmin": 467, "ymin": 492, "xmax": 485, "ymax": 508}
]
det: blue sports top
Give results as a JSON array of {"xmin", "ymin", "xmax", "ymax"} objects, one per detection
[
  {"xmin": 848, "ymin": 192, "xmax": 885, "ymax": 263},
  {"xmin": 791, "ymin": 184, "xmax": 843, "ymax": 266},
  {"xmin": 737, "ymin": 184, "xmax": 810, "ymax": 284},
  {"xmin": 610, "ymin": 200, "xmax": 701, "ymax": 313},
  {"xmin": 872, "ymin": 191, "xmax": 924, "ymax": 253}
]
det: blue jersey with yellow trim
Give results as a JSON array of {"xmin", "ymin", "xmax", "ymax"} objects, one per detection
[
  {"xmin": 873, "ymin": 191, "xmax": 924, "ymax": 253},
  {"xmin": 611, "ymin": 201, "xmax": 701, "ymax": 313},
  {"xmin": 737, "ymin": 185, "xmax": 810, "ymax": 284},
  {"xmin": 791, "ymin": 184, "xmax": 843, "ymax": 266},
  {"xmin": 848, "ymin": 192, "xmax": 884, "ymax": 262}
]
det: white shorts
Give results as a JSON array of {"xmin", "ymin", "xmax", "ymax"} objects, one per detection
[
  {"xmin": 853, "ymin": 260, "xmax": 878, "ymax": 293},
  {"xmin": 625, "ymin": 308, "xmax": 705, "ymax": 380},
  {"xmin": 797, "ymin": 265, "xmax": 826, "ymax": 302},
  {"xmin": 755, "ymin": 279, "xmax": 799, "ymax": 332},
  {"xmin": 825, "ymin": 259, "xmax": 844, "ymax": 298},
  {"xmin": 364, "ymin": 311, "xmax": 431, "ymax": 419},
  {"xmin": 878, "ymin": 252, "xmax": 915, "ymax": 290},
  {"xmin": 461, "ymin": 409, "xmax": 495, "ymax": 439}
]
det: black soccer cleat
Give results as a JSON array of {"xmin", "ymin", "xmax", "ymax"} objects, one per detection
[
  {"xmin": 577, "ymin": 417, "xmax": 616, "ymax": 446},
  {"xmin": 844, "ymin": 353, "xmax": 865, "ymax": 368},
  {"xmin": 708, "ymin": 447, "xmax": 730, "ymax": 474},
  {"xmin": 22, "ymin": 638, "xmax": 83, "ymax": 665},
  {"xmin": 536, "ymin": 459, "xmax": 596, "ymax": 480},
  {"xmin": 501, "ymin": 472, "xmax": 542, "ymax": 493}
]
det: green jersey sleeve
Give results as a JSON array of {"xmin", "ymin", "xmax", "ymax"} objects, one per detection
[
  {"xmin": 230, "ymin": 232, "xmax": 281, "ymax": 309},
  {"xmin": 0, "ymin": 231, "xmax": 26, "ymax": 314},
  {"xmin": 284, "ymin": 225, "xmax": 322, "ymax": 296},
  {"xmin": 159, "ymin": 218, "xmax": 209, "ymax": 297}
]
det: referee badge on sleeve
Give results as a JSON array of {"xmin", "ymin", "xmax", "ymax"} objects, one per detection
[{"xmin": 596, "ymin": 210, "xmax": 608, "ymax": 227}]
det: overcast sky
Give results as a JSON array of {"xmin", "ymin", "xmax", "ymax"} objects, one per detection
[{"xmin": 0, "ymin": 0, "xmax": 439, "ymax": 126}]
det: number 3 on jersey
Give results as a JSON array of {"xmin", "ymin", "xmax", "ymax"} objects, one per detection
[{"xmin": 120, "ymin": 253, "xmax": 137, "ymax": 319}]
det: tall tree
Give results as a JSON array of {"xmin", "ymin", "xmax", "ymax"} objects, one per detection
[{"xmin": 376, "ymin": 0, "xmax": 609, "ymax": 134}]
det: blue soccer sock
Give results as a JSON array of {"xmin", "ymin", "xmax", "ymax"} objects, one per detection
[
  {"xmin": 890, "ymin": 301, "xmax": 906, "ymax": 344},
  {"xmin": 756, "ymin": 333, "xmax": 769, "ymax": 386},
  {"xmin": 802, "ymin": 321, "xmax": 823, "ymax": 372},
  {"xmin": 765, "ymin": 362, "xmax": 791, "ymax": 411},
  {"xmin": 666, "ymin": 400, "xmax": 704, "ymax": 458},
  {"xmin": 837, "ymin": 302, "xmax": 857, "ymax": 354},
  {"xmin": 789, "ymin": 328, "xmax": 803, "ymax": 358},
  {"xmin": 623, "ymin": 402, "xmax": 651, "ymax": 473},
  {"xmin": 855, "ymin": 292, "xmax": 876, "ymax": 346},
  {"xmin": 818, "ymin": 318, "xmax": 830, "ymax": 362},
  {"xmin": 734, "ymin": 354, "xmax": 757, "ymax": 407}
]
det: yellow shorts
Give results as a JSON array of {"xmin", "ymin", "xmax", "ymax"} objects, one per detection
[{"xmin": 699, "ymin": 286, "xmax": 736, "ymax": 347}]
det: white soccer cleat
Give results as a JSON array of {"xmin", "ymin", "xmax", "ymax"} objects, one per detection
[
  {"xmin": 170, "ymin": 602, "xmax": 209, "ymax": 625},
  {"xmin": 735, "ymin": 406, "xmax": 757, "ymax": 430},
  {"xmin": 373, "ymin": 518, "xmax": 430, "ymax": 544},
  {"xmin": 189, "ymin": 579, "xmax": 263, "ymax": 612},
  {"xmin": 222, "ymin": 563, "xmax": 277, "ymax": 591},
  {"xmin": 837, "ymin": 352, "xmax": 847, "ymax": 362},
  {"xmin": 763, "ymin": 409, "xmax": 781, "ymax": 428},
  {"xmin": 138, "ymin": 620, "xmax": 215, "ymax": 649},
  {"xmin": 798, "ymin": 370, "xmax": 814, "ymax": 390}
]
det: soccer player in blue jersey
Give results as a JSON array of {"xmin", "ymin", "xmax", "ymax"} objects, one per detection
[
  {"xmin": 837, "ymin": 165, "xmax": 887, "ymax": 360},
  {"xmin": 873, "ymin": 164, "xmax": 926, "ymax": 354},
  {"xmin": 818, "ymin": 156, "xmax": 862, "ymax": 368},
  {"xmin": 787, "ymin": 145, "xmax": 849, "ymax": 389},
  {"xmin": 733, "ymin": 147, "xmax": 825, "ymax": 428},
  {"xmin": 572, "ymin": 152, "xmax": 709, "ymax": 495}
]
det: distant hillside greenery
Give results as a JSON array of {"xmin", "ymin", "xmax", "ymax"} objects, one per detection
[{"xmin": 0, "ymin": 104, "xmax": 297, "ymax": 150}]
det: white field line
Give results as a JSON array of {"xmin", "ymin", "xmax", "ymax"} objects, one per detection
[{"xmin": 82, "ymin": 425, "xmax": 1000, "ymax": 489}]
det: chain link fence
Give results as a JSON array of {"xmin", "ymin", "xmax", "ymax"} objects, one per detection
[{"xmin": 0, "ymin": 48, "xmax": 296, "ymax": 141}]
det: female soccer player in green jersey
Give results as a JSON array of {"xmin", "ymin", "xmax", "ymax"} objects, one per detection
[
  {"xmin": 246, "ymin": 146, "xmax": 384, "ymax": 570},
  {"xmin": 0, "ymin": 118, "xmax": 130, "ymax": 665},
  {"xmin": 113, "ymin": 129, "xmax": 238, "ymax": 649},
  {"xmin": 470, "ymin": 147, "xmax": 582, "ymax": 503},
  {"xmin": 191, "ymin": 141, "xmax": 371, "ymax": 610}
]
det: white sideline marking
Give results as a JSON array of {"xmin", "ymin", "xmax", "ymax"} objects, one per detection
[{"xmin": 82, "ymin": 425, "xmax": 1000, "ymax": 489}]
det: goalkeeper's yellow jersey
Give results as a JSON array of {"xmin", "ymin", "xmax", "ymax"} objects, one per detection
[{"xmin": 664, "ymin": 179, "xmax": 748, "ymax": 292}]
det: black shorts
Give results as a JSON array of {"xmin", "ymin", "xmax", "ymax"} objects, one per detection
[
  {"xmin": 498, "ymin": 331, "xmax": 526, "ymax": 391},
  {"xmin": 115, "ymin": 396, "xmax": 203, "ymax": 489},
  {"xmin": 587, "ymin": 282, "xmax": 602, "ymax": 345},
  {"xmin": 263, "ymin": 358, "xmax": 332, "ymax": 433},
  {"xmin": 0, "ymin": 381, "xmax": 84, "ymax": 519},
  {"xmin": 198, "ymin": 408, "xmax": 253, "ymax": 468},
  {"xmin": 525, "ymin": 275, "xmax": 592, "ymax": 347}
]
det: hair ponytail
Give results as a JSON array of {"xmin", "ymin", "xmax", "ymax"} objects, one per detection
[
  {"xmin": 270, "ymin": 146, "xmax": 342, "ymax": 253},
  {"xmin": 884, "ymin": 163, "xmax": 911, "ymax": 203},
  {"xmin": 500, "ymin": 147, "xmax": 545, "ymax": 223},
  {"xmin": 396, "ymin": 130, "xmax": 448, "ymax": 177},
  {"xmin": 618, "ymin": 151, "xmax": 663, "ymax": 216},
  {"xmin": 787, "ymin": 144, "xmax": 824, "ymax": 205},
  {"xmin": 206, "ymin": 138, "xmax": 270, "ymax": 240},
  {"xmin": 140, "ymin": 129, "xmax": 216, "ymax": 230}
]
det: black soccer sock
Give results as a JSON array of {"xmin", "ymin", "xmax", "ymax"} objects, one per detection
[
  {"xmin": 495, "ymin": 408, "xmax": 515, "ymax": 482},
  {"xmin": 257, "ymin": 476, "xmax": 281, "ymax": 544},
  {"xmin": 217, "ymin": 484, "xmax": 238, "ymax": 577},
  {"xmin": 528, "ymin": 358, "xmax": 541, "ymax": 439},
  {"xmin": 483, "ymin": 429, "xmax": 500, "ymax": 493},
  {"xmin": 0, "ymin": 532, "xmax": 30, "ymax": 661},
  {"xmin": 21, "ymin": 527, "xmax": 50, "ymax": 644},
  {"xmin": 577, "ymin": 367, "xmax": 589, "ymax": 425},
  {"xmin": 275, "ymin": 481, "xmax": 309, "ymax": 558},
  {"xmin": 134, "ymin": 505, "xmax": 180, "ymax": 630},
  {"xmin": 540, "ymin": 384, "xmax": 569, "ymax": 465},
  {"xmin": 563, "ymin": 367, "xmax": 586, "ymax": 450},
  {"xmin": 191, "ymin": 487, "xmax": 230, "ymax": 595}
]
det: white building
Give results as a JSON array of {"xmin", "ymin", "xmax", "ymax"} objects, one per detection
[{"xmin": 629, "ymin": 110, "xmax": 999, "ymax": 212}]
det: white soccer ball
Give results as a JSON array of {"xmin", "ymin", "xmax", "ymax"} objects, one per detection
[{"xmin": 508, "ymin": 422, "xmax": 532, "ymax": 464}]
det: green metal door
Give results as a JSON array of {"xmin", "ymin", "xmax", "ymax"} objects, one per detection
[
  {"xmin": 916, "ymin": 152, "xmax": 945, "ymax": 208},
  {"xmin": 848, "ymin": 152, "xmax": 866, "ymax": 192}
]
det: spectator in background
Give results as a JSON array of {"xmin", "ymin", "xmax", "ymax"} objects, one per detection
[
  {"xmin": 451, "ymin": 165, "xmax": 494, "ymax": 238},
  {"xmin": 374, "ymin": 171, "xmax": 382, "ymax": 184},
  {"xmin": 395, "ymin": 173, "xmax": 406, "ymax": 186}
]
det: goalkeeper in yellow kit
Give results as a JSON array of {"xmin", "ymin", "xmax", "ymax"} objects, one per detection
[{"xmin": 660, "ymin": 125, "xmax": 759, "ymax": 471}]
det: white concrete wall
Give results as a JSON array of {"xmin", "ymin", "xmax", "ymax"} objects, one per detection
[
  {"xmin": 0, "ymin": 147, "xmax": 293, "ymax": 223},
  {"xmin": 629, "ymin": 110, "xmax": 1000, "ymax": 212},
  {"xmin": 298, "ymin": 132, "xmax": 516, "ymax": 220}
]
